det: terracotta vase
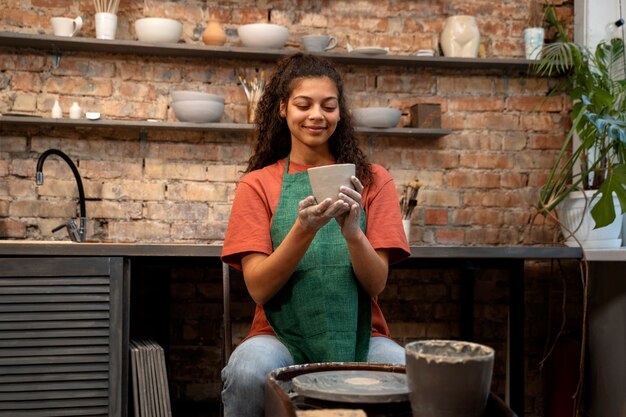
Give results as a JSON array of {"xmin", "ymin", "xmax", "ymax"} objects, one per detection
[
  {"xmin": 202, "ymin": 18, "xmax": 226, "ymax": 46},
  {"xmin": 440, "ymin": 15, "xmax": 480, "ymax": 58}
]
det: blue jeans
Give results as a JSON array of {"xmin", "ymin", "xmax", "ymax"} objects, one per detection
[{"xmin": 221, "ymin": 335, "xmax": 407, "ymax": 417}]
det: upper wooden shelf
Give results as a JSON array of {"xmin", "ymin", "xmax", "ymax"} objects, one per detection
[
  {"xmin": 0, "ymin": 31, "xmax": 535, "ymax": 70},
  {"xmin": 0, "ymin": 116, "xmax": 452, "ymax": 139}
]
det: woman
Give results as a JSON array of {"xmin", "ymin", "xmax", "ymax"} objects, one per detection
[{"xmin": 221, "ymin": 53, "xmax": 410, "ymax": 417}]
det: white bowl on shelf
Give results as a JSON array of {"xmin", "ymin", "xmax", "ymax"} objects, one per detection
[
  {"xmin": 135, "ymin": 18, "xmax": 182, "ymax": 43},
  {"xmin": 352, "ymin": 107, "xmax": 401, "ymax": 128},
  {"xmin": 172, "ymin": 99, "xmax": 224, "ymax": 123},
  {"xmin": 171, "ymin": 90, "xmax": 225, "ymax": 104},
  {"xmin": 237, "ymin": 23, "xmax": 288, "ymax": 49}
]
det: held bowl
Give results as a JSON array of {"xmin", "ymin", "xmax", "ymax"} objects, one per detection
[
  {"xmin": 135, "ymin": 17, "xmax": 182, "ymax": 43},
  {"xmin": 352, "ymin": 107, "xmax": 401, "ymax": 128},
  {"xmin": 237, "ymin": 23, "xmax": 288, "ymax": 49},
  {"xmin": 172, "ymin": 99, "xmax": 224, "ymax": 123},
  {"xmin": 307, "ymin": 163, "xmax": 355, "ymax": 204},
  {"xmin": 171, "ymin": 90, "xmax": 225, "ymax": 104}
]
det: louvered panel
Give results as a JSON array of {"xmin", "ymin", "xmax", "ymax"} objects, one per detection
[
  {"xmin": 1, "ymin": 329, "xmax": 109, "ymax": 339},
  {"xmin": 0, "ymin": 380, "xmax": 108, "ymax": 392},
  {"xmin": 0, "ymin": 363, "xmax": 108, "ymax": 375},
  {"xmin": 0, "ymin": 388, "xmax": 108, "ymax": 401},
  {"xmin": 0, "ymin": 257, "xmax": 126, "ymax": 417},
  {"xmin": 0, "ymin": 319, "xmax": 110, "ymax": 330},
  {"xmin": 0, "ymin": 397, "xmax": 108, "ymax": 410},
  {"xmin": 0, "ymin": 311, "xmax": 109, "ymax": 321},
  {"xmin": 0, "ymin": 407, "xmax": 107, "ymax": 417},
  {"xmin": 0, "ymin": 302, "xmax": 109, "ymax": 312},
  {"xmin": 0, "ymin": 371, "xmax": 108, "ymax": 383},
  {"xmin": 0, "ymin": 294, "xmax": 110, "ymax": 304},
  {"xmin": 0, "ymin": 406, "xmax": 107, "ymax": 417},
  {"xmin": 0, "ymin": 337, "xmax": 109, "ymax": 348},
  {"xmin": 0, "ymin": 354, "xmax": 109, "ymax": 366},
  {"xmin": 0, "ymin": 346, "xmax": 108, "ymax": 357},
  {"xmin": 0, "ymin": 277, "xmax": 110, "ymax": 286}
]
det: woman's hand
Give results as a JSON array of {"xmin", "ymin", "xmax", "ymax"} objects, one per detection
[
  {"xmin": 336, "ymin": 176, "xmax": 364, "ymax": 240},
  {"xmin": 298, "ymin": 195, "xmax": 349, "ymax": 232}
]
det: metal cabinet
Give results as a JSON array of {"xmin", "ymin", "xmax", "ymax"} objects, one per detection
[{"xmin": 0, "ymin": 257, "xmax": 128, "ymax": 417}]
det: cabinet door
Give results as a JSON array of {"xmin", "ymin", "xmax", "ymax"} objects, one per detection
[{"xmin": 0, "ymin": 257, "xmax": 125, "ymax": 417}]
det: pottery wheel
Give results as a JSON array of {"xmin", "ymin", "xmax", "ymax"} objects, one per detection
[{"xmin": 291, "ymin": 370, "xmax": 410, "ymax": 403}]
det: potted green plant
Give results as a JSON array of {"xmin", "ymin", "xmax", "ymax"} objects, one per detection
[{"xmin": 532, "ymin": 31, "xmax": 626, "ymax": 247}]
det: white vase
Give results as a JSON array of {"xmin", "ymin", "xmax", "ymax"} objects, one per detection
[
  {"xmin": 556, "ymin": 190, "xmax": 623, "ymax": 248},
  {"xmin": 523, "ymin": 27, "xmax": 544, "ymax": 60},
  {"xmin": 440, "ymin": 15, "xmax": 480, "ymax": 58}
]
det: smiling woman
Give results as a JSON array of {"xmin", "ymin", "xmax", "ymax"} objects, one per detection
[{"xmin": 219, "ymin": 53, "xmax": 410, "ymax": 417}]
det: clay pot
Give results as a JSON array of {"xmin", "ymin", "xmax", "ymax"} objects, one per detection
[
  {"xmin": 202, "ymin": 18, "xmax": 226, "ymax": 46},
  {"xmin": 405, "ymin": 340, "xmax": 494, "ymax": 417}
]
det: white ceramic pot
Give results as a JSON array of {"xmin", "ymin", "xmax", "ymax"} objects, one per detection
[
  {"xmin": 523, "ymin": 27, "xmax": 544, "ymax": 60},
  {"xmin": 622, "ymin": 212, "xmax": 626, "ymax": 247},
  {"xmin": 556, "ymin": 190, "xmax": 623, "ymax": 248},
  {"xmin": 440, "ymin": 15, "xmax": 480, "ymax": 58}
]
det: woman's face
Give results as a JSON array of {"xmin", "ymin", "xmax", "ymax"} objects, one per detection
[{"xmin": 280, "ymin": 76, "xmax": 340, "ymax": 164}]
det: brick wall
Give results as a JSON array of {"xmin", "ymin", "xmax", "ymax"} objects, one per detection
[{"xmin": 0, "ymin": 1, "xmax": 583, "ymax": 416}]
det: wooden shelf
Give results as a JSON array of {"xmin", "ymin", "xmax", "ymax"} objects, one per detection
[
  {"xmin": 0, "ymin": 116, "xmax": 452, "ymax": 138},
  {"xmin": 0, "ymin": 31, "xmax": 535, "ymax": 70}
]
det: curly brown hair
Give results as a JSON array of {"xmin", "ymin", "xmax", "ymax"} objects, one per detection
[{"xmin": 245, "ymin": 52, "xmax": 372, "ymax": 184}]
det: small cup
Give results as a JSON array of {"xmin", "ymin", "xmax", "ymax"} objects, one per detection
[
  {"xmin": 51, "ymin": 16, "xmax": 83, "ymax": 37},
  {"xmin": 301, "ymin": 35, "xmax": 338, "ymax": 52},
  {"xmin": 95, "ymin": 12, "xmax": 118, "ymax": 40},
  {"xmin": 307, "ymin": 163, "xmax": 355, "ymax": 203}
]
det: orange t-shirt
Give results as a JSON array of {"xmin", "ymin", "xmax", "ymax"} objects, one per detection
[{"xmin": 221, "ymin": 158, "xmax": 410, "ymax": 339}]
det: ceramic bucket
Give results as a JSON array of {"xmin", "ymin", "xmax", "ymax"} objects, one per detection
[{"xmin": 405, "ymin": 340, "xmax": 494, "ymax": 417}]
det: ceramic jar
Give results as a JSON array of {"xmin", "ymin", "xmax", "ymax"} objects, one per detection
[
  {"xmin": 523, "ymin": 27, "xmax": 545, "ymax": 60},
  {"xmin": 51, "ymin": 100, "xmax": 63, "ymax": 118},
  {"xmin": 69, "ymin": 102, "xmax": 82, "ymax": 119},
  {"xmin": 440, "ymin": 15, "xmax": 480, "ymax": 58},
  {"xmin": 202, "ymin": 18, "xmax": 227, "ymax": 46}
]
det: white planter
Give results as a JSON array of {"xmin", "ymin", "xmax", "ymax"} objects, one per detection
[
  {"xmin": 556, "ymin": 190, "xmax": 623, "ymax": 248},
  {"xmin": 622, "ymin": 212, "xmax": 626, "ymax": 247},
  {"xmin": 523, "ymin": 27, "xmax": 544, "ymax": 60}
]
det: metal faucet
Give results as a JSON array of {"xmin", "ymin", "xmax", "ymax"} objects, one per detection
[{"xmin": 36, "ymin": 149, "xmax": 87, "ymax": 242}]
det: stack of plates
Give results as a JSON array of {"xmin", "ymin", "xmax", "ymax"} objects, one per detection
[{"xmin": 130, "ymin": 339, "xmax": 172, "ymax": 417}]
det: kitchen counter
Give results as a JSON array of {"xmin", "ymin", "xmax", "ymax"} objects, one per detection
[
  {"xmin": 0, "ymin": 240, "xmax": 584, "ymax": 417},
  {"xmin": 0, "ymin": 241, "xmax": 582, "ymax": 259}
]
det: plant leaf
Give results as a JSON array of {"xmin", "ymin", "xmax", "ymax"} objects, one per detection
[{"xmin": 591, "ymin": 164, "xmax": 626, "ymax": 228}]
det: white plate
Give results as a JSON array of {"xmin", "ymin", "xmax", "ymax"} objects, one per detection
[
  {"xmin": 292, "ymin": 370, "xmax": 409, "ymax": 403},
  {"xmin": 349, "ymin": 47, "xmax": 389, "ymax": 55}
]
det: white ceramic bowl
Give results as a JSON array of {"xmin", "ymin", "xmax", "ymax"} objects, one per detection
[
  {"xmin": 135, "ymin": 18, "xmax": 182, "ymax": 43},
  {"xmin": 171, "ymin": 90, "xmax": 225, "ymax": 104},
  {"xmin": 237, "ymin": 23, "xmax": 288, "ymax": 49},
  {"xmin": 307, "ymin": 163, "xmax": 355, "ymax": 203},
  {"xmin": 172, "ymin": 99, "xmax": 224, "ymax": 123},
  {"xmin": 352, "ymin": 107, "xmax": 401, "ymax": 128}
]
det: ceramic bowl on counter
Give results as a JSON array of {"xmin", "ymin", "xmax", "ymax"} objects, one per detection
[
  {"xmin": 352, "ymin": 107, "xmax": 401, "ymax": 128},
  {"xmin": 172, "ymin": 99, "xmax": 224, "ymax": 123},
  {"xmin": 237, "ymin": 23, "xmax": 288, "ymax": 49},
  {"xmin": 171, "ymin": 90, "xmax": 225, "ymax": 104},
  {"xmin": 135, "ymin": 18, "xmax": 182, "ymax": 43}
]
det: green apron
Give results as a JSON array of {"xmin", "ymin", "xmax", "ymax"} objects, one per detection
[{"xmin": 263, "ymin": 157, "xmax": 371, "ymax": 364}]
